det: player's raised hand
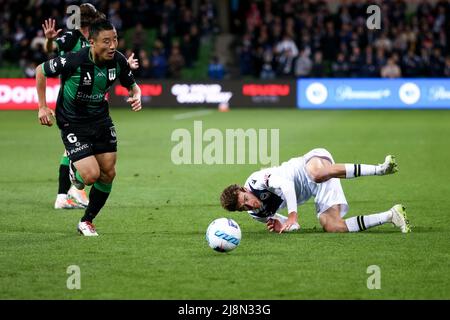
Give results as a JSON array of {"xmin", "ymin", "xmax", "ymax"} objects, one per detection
[
  {"xmin": 127, "ymin": 53, "xmax": 139, "ymax": 70},
  {"xmin": 42, "ymin": 18, "xmax": 62, "ymax": 40},
  {"xmin": 127, "ymin": 96, "xmax": 142, "ymax": 112},
  {"xmin": 38, "ymin": 106, "xmax": 55, "ymax": 126}
]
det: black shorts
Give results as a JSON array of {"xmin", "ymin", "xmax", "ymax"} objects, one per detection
[{"xmin": 61, "ymin": 123, "xmax": 117, "ymax": 162}]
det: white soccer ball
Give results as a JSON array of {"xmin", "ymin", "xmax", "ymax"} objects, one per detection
[{"xmin": 206, "ymin": 218, "xmax": 241, "ymax": 252}]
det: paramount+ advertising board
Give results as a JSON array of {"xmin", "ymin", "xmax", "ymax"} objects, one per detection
[
  {"xmin": 297, "ymin": 79, "xmax": 450, "ymax": 109},
  {"xmin": 109, "ymin": 80, "xmax": 296, "ymax": 108}
]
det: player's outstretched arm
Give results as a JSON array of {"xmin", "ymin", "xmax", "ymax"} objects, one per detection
[
  {"xmin": 35, "ymin": 64, "xmax": 55, "ymax": 126},
  {"xmin": 127, "ymin": 85, "xmax": 142, "ymax": 112}
]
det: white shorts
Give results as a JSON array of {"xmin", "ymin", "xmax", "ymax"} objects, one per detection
[{"xmin": 303, "ymin": 148, "xmax": 349, "ymax": 218}]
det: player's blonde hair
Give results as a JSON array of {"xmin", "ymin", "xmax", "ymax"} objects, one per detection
[{"xmin": 220, "ymin": 184, "xmax": 245, "ymax": 212}]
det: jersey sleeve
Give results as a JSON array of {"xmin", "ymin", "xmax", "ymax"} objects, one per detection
[
  {"xmin": 265, "ymin": 174, "xmax": 297, "ymax": 214},
  {"xmin": 249, "ymin": 214, "xmax": 270, "ymax": 223},
  {"xmin": 41, "ymin": 53, "xmax": 77, "ymax": 78},
  {"xmin": 54, "ymin": 31, "xmax": 78, "ymax": 54},
  {"xmin": 118, "ymin": 53, "xmax": 136, "ymax": 89}
]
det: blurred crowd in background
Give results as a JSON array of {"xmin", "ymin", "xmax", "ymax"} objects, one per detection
[
  {"xmin": 0, "ymin": 0, "xmax": 219, "ymax": 78},
  {"xmin": 0, "ymin": 0, "xmax": 449, "ymax": 79},
  {"xmin": 232, "ymin": 0, "xmax": 450, "ymax": 79}
]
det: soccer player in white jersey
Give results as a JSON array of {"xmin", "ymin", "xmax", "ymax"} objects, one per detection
[{"xmin": 220, "ymin": 148, "xmax": 411, "ymax": 234}]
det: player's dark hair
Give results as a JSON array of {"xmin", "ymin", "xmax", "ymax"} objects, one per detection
[
  {"xmin": 80, "ymin": 3, "xmax": 98, "ymax": 28},
  {"xmin": 89, "ymin": 19, "xmax": 115, "ymax": 40},
  {"xmin": 220, "ymin": 184, "xmax": 245, "ymax": 211},
  {"xmin": 94, "ymin": 11, "xmax": 107, "ymax": 23}
]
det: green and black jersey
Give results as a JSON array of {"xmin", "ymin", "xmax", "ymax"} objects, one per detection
[
  {"xmin": 42, "ymin": 47, "xmax": 136, "ymax": 128},
  {"xmin": 55, "ymin": 29, "xmax": 90, "ymax": 56}
]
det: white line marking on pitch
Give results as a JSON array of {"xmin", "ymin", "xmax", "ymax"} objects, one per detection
[{"xmin": 173, "ymin": 109, "xmax": 213, "ymax": 120}]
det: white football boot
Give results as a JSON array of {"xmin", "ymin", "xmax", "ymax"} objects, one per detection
[
  {"xmin": 377, "ymin": 155, "xmax": 398, "ymax": 175},
  {"xmin": 77, "ymin": 221, "xmax": 99, "ymax": 236},
  {"xmin": 54, "ymin": 195, "xmax": 85, "ymax": 209},
  {"xmin": 68, "ymin": 185, "xmax": 89, "ymax": 208},
  {"xmin": 390, "ymin": 204, "xmax": 411, "ymax": 233}
]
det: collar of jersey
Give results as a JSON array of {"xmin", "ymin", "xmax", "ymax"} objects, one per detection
[{"xmin": 88, "ymin": 49, "xmax": 106, "ymax": 67}]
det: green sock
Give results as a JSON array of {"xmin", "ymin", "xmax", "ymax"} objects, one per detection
[
  {"xmin": 75, "ymin": 171, "xmax": 84, "ymax": 184},
  {"xmin": 93, "ymin": 181, "xmax": 112, "ymax": 193},
  {"xmin": 60, "ymin": 155, "xmax": 70, "ymax": 166},
  {"xmin": 81, "ymin": 182, "xmax": 112, "ymax": 222}
]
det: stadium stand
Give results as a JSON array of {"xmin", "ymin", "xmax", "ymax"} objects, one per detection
[
  {"xmin": 231, "ymin": 0, "xmax": 450, "ymax": 78},
  {"xmin": 0, "ymin": 0, "xmax": 449, "ymax": 79},
  {"xmin": 0, "ymin": 0, "xmax": 219, "ymax": 78}
]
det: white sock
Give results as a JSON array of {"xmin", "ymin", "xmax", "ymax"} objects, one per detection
[
  {"xmin": 345, "ymin": 164, "xmax": 382, "ymax": 178},
  {"xmin": 345, "ymin": 211, "xmax": 393, "ymax": 232},
  {"xmin": 56, "ymin": 194, "xmax": 67, "ymax": 201}
]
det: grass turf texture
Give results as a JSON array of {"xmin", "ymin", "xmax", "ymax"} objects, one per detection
[{"xmin": 0, "ymin": 108, "xmax": 449, "ymax": 299}]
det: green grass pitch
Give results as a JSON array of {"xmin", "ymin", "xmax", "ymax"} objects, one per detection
[{"xmin": 0, "ymin": 108, "xmax": 449, "ymax": 299}]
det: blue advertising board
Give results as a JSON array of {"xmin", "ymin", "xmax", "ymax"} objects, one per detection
[{"xmin": 297, "ymin": 79, "xmax": 450, "ymax": 109}]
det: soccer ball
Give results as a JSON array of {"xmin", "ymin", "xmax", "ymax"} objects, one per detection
[{"xmin": 206, "ymin": 218, "xmax": 241, "ymax": 252}]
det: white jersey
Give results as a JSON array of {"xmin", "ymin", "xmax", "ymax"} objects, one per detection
[
  {"xmin": 244, "ymin": 148, "xmax": 339, "ymax": 222},
  {"xmin": 245, "ymin": 157, "xmax": 314, "ymax": 221}
]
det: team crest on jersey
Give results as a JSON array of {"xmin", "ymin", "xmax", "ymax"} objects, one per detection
[
  {"xmin": 259, "ymin": 192, "xmax": 270, "ymax": 201},
  {"xmin": 108, "ymin": 68, "xmax": 116, "ymax": 81},
  {"xmin": 110, "ymin": 126, "xmax": 117, "ymax": 138},
  {"xmin": 61, "ymin": 58, "xmax": 66, "ymax": 66}
]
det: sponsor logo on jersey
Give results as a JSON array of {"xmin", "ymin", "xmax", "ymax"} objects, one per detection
[
  {"xmin": 69, "ymin": 143, "xmax": 89, "ymax": 155},
  {"xmin": 82, "ymin": 72, "xmax": 92, "ymax": 86},
  {"xmin": 76, "ymin": 92, "xmax": 105, "ymax": 101},
  {"xmin": 49, "ymin": 59, "xmax": 57, "ymax": 73}
]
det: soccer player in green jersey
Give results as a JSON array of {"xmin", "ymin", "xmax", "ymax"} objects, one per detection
[
  {"xmin": 36, "ymin": 19, "xmax": 142, "ymax": 236},
  {"xmin": 41, "ymin": 3, "xmax": 138, "ymax": 210}
]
